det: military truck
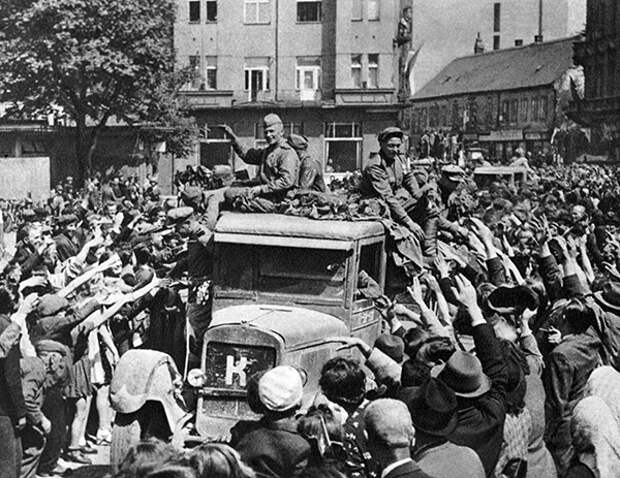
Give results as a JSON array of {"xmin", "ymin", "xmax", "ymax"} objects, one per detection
[{"xmin": 110, "ymin": 213, "xmax": 387, "ymax": 465}]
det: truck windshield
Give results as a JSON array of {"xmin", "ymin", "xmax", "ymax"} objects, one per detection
[{"xmin": 217, "ymin": 243, "xmax": 348, "ymax": 299}]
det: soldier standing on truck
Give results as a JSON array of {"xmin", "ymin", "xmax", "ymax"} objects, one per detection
[{"xmin": 221, "ymin": 114, "xmax": 300, "ymax": 201}]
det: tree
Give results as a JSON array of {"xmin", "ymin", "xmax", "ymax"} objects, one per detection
[{"xmin": 0, "ymin": 0, "xmax": 196, "ymax": 181}]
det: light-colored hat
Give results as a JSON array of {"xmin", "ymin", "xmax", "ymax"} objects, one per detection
[
  {"xmin": 263, "ymin": 113, "xmax": 283, "ymax": 128},
  {"xmin": 364, "ymin": 398, "xmax": 413, "ymax": 447},
  {"xmin": 258, "ymin": 365, "xmax": 303, "ymax": 412}
]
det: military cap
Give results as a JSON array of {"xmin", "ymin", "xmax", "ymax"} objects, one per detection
[
  {"xmin": 378, "ymin": 127, "xmax": 404, "ymax": 143},
  {"xmin": 441, "ymin": 165, "xmax": 465, "ymax": 176},
  {"xmin": 167, "ymin": 206, "xmax": 194, "ymax": 223},
  {"xmin": 263, "ymin": 113, "xmax": 283, "ymax": 127},
  {"xmin": 213, "ymin": 165, "xmax": 234, "ymax": 181}
]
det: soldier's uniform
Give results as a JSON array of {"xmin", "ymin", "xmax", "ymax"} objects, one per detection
[{"xmin": 240, "ymin": 137, "xmax": 300, "ymax": 198}]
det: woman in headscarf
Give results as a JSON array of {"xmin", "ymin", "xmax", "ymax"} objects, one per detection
[{"xmin": 567, "ymin": 396, "xmax": 620, "ymax": 478}]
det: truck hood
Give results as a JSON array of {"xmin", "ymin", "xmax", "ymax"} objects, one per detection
[{"xmin": 210, "ymin": 304, "xmax": 348, "ymax": 347}]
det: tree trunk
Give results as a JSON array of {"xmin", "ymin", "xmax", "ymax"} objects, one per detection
[{"xmin": 74, "ymin": 114, "xmax": 90, "ymax": 185}]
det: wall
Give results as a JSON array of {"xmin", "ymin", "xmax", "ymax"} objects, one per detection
[
  {"xmin": 0, "ymin": 156, "xmax": 50, "ymax": 200},
  {"xmin": 335, "ymin": 0, "xmax": 399, "ymax": 90}
]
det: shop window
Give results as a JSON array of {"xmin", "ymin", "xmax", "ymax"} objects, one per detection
[{"xmin": 324, "ymin": 122, "xmax": 362, "ymax": 173}]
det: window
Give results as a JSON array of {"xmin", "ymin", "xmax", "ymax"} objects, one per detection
[
  {"xmin": 500, "ymin": 100, "xmax": 509, "ymax": 123},
  {"xmin": 519, "ymin": 99, "xmax": 528, "ymax": 122},
  {"xmin": 189, "ymin": 0, "xmax": 200, "ymax": 22},
  {"xmin": 244, "ymin": 57, "xmax": 270, "ymax": 101},
  {"xmin": 297, "ymin": 1, "xmax": 321, "ymax": 22},
  {"xmin": 206, "ymin": 0, "xmax": 217, "ymax": 22},
  {"xmin": 515, "ymin": 39, "xmax": 523, "ymax": 46},
  {"xmin": 204, "ymin": 56, "xmax": 217, "ymax": 89},
  {"xmin": 493, "ymin": 3, "xmax": 501, "ymax": 32},
  {"xmin": 296, "ymin": 57, "xmax": 321, "ymax": 100},
  {"xmin": 351, "ymin": 54, "xmax": 362, "ymax": 88},
  {"xmin": 531, "ymin": 98, "xmax": 539, "ymax": 121},
  {"xmin": 539, "ymin": 97, "xmax": 548, "ymax": 120},
  {"xmin": 21, "ymin": 140, "xmax": 46, "ymax": 155},
  {"xmin": 189, "ymin": 55, "xmax": 200, "ymax": 89},
  {"xmin": 200, "ymin": 123, "xmax": 233, "ymax": 169},
  {"xmin": 493, "ymin": 35, "xmax": 500, "ymax": 50},
  {"xmin": 352, "ymin": 0, "xmax": 362, "ymax": 20},
  {"xmin": 244, "ymin": 0, "xmax": 270, "ymax": 24},
  {"xmin": 368, "ymin": 54, "xmax": 379, "ymax": 88},
  {"xmin": 367, "ymin": 0, "xmax": 379, "ymax": 20},
  {"xmin": 324, "ymin": 122, "xmax": 362, "ymax": 173},
  {"xmin": 509, "ymin": 100, "xmax": 518, "ymax": 124}
]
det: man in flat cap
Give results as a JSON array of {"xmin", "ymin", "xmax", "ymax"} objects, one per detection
[{"xmin": 221, "ymin": 114, "xmax": 300, "ymax": 200}]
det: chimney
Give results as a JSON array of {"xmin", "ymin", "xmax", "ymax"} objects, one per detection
[{"xmin": 474, "ymin": 32, "xmax": 485, "ymax": 54}]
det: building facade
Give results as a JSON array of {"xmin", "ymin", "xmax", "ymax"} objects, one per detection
[
  {"xmin": 174, "ymin": 0, "xmax": 408, "ymax": 176},
  {"xmin": 410, "ymin": 0, "xmax": 586, "ymax": 94},
  {"xmin": 572, "ymin": 0, "xmax": 620, "ymax": 161},
  {"xmin": 405, "ymin": 37, "xmax": 584, "ymax": 162}
]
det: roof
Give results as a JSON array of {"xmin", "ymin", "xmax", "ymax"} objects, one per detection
[
  {"xmin": 211, "ymin": 305, "xmax": 348, "ymax": 348},
  {"xmin": 412, "ymin": 36, "xmax": 580, "ymax": 101},
  {"xmin": 215, "ymin": 212, "xmax": 385, "ymax": 242}
]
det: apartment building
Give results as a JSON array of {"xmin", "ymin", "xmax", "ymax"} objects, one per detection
[
  {"xmin": 571, "ymin": 0, "xmax": 620, "ymax": 161},
  {"xmin": 175, "ymin": 0, "xmax": 407, "ymax": 176}
]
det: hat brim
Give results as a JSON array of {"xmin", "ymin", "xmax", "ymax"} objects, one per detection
[
  {"xmin": 594, "ymin": 291, "xmax": 620, "ymax": 312},
  {"xmin": 411, "ymin": 412, "xmax": 459, "ymax": 437},
  {"xmin": 431, "ymin": 364, "xmax": 492, "ymax": 398}
]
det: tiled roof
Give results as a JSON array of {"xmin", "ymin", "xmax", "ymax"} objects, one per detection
[{"xmin": 412, "ymin": 36, "xmax": 580, "ymax": 101}]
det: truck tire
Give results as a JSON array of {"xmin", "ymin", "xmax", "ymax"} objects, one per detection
[{"xmin": 111, "ymin": 412, "xmax": 142, "ymax": 472}]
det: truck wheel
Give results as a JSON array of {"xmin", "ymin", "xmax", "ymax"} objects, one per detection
[{"xmin": 111, "ymin": 412, "xmax": 142, "ymax": 472}]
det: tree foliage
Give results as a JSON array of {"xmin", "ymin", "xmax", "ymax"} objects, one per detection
[{"xmin": 0, "ymin": 0, "xmax": 196, "ymax": 179}]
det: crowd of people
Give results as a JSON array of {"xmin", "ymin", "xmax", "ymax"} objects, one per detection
[{"xmin": 1, "ymin": 113, "xmax": 620, "ymax": 478}]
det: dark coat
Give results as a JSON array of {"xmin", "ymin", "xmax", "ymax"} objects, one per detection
[
  {"xmin": 383, "ymin": 459, "xmax": 434, "ymax": 478},
  {"xmin": 447, "ymin": 323, "xmax": 508, "ymax": 477},
  {"xmin": 235, "ymin": 416, "xmax": 310, "ymax": 478},
  {"xmin": 0, "ymin": 315, "xmax": 26, "ymax": 424}
]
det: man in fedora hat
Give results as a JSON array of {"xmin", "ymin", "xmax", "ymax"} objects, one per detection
[
  {"xmin": 221, "ymin": 114, "xmax": 300, "ymax": 201},
  {"xmin": 593, "ymin": 280, "xmax": 620, "ymax": 368},
  {"xmin": 400, "ymin": 378, "xmax": 485, "ymax": 478},
  {"xmin": 364, "ymin": 399, "xmax": 432, "ymax": 478},
  {"xmin": 435, "ymin": 275, "xmax": 509, "ymax": 476}
]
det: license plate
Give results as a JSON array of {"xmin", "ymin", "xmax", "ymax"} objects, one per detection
[{"xmin": 205, "ymin": 342, "xmax": 276, "ymax": 391}]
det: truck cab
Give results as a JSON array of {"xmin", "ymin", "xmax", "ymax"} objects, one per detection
[{"xmin": 193, "ymin": 213, "xmax": 386, "ymax": 437}]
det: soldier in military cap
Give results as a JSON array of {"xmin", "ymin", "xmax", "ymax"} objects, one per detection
[
  {"xmin": 221, "ymin": 114, "xmax": 300, "ymax": 200},
  {"xmin": 360, "ymin": 127, "xmax": 425, "ymax": 239}
]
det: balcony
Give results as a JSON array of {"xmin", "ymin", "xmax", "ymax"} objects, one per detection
[
  {"xmin": 178, "ymin": 90, "xmax": 234, "ymax": 109},
  {"xmin": 334, "ymin": 88, "xmax": 397, "ymax": 106}
]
